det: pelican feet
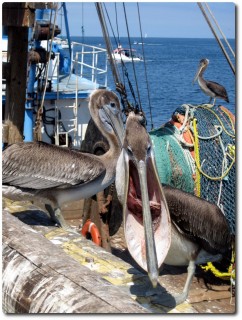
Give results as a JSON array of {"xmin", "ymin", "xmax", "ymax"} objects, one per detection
[
  {"xmin": 203, "ymin": 103, "xmax": 214, "ymax": 108},
  {"xmin": 125, "ymin": 281, "xmax": 187, "ymax": 308},
  {"xmin": 129, "ymin": 281, "xmax": 177, "ymax": 308},
  {"xmin": 150, "ymin": 291, "xmax": 187, "ymax": 308},
  {"xmin": 45, "ymin": 205, "xmax": 79, "ymax": 234}
]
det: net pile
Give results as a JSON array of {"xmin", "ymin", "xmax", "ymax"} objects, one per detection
[
  {"xmin": 150, "ymin": 104, "xmax": 235, "ymax": 235},
  {"xmin": 193, "ymin": 105, "xmax": 235, "ymax": 235},
  {"xmin": 150, "ymin": 124, "xmax": 195, "ymax": 194}
]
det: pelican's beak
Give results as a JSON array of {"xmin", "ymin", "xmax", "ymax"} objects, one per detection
[
  {"xmin": 193, "ymin": 64, "xmax": 203, "ymax": 84},
  {"xmin": 116, "ymin": 148, "xmax": 171, "ymax": 287}
]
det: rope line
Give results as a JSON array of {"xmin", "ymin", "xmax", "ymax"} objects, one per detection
[
  {"xmin": 204, "ymin": 2, "xmax": 235, "ymax": 58},
  {"xmin": 34, "ymin": 6, "xmax": 58, "ymax": 141},
  {"xmin": 197, "ymin": 2, "xmax": 235, "ymax": 75},
  {"xmin": 193, "ymin": 119, "xmax": 201, "ymax": 196},
  {"xmin": 102, "ymin": 3, "xmax": 140, "ymax": 115},
  {"xmin": 114, "ymin": 3, "xmax": 126, "ymax": 85},
  {"xmin": 192, "ymin": 118, "xmax": 235, "ymax": 181},
  {"xmin": 197, "ymin": 105, "xmax": 235, "ymax": 138},
  {"xmin": 123, "ymin": 2, "xmax": 143, "ymax": 113},
  {"xmin": 200, "ymin": 244, "xmax": 235, "ymax": 281},
  {"xmin": 137, "ymin": 2, "xmax": 154, "ymax": 129},
  {"xmin": 96, "ymin": 3, "xmax": 120, "ymax": 85}
]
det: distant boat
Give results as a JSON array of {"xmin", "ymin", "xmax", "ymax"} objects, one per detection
[
  {"xmin": 53, "ymin": 37, "xmax": 69, "ymax": 49},
  {"xmin": 133, "ymin": 40, "xmax": 145, "ymax": 45},
  {"xmin": 111, "ymin": 45, "xmax": 143, "ymax": 62},
  {"xmin": 133, "ymin": 33, "xmax": 147, "ymax": 46}
]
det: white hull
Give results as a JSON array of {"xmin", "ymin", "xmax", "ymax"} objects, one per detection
[
  {"xmin": 40, "ymin": 97, "xmax": 91, "ymax": 149},
  {"xmin": 111, "ymin": 53, "xmax": 142, "ymax": 63}
]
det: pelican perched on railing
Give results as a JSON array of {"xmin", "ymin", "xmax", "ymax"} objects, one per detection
[
  {"xmin": 193, "ymin": 58, "xmax": 229, "ymax": 106},
  {"xmin": 116, "ymin": 112, "xmax": 231, "ymax": 305},
  {"xmin": 2, "ymin": 89, "xmax": 124, "ymax": 230}
]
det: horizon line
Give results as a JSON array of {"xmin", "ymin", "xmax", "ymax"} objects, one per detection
[{"xmin": 67, "ymin": 35, "xmax": 236, "ymax": 40}]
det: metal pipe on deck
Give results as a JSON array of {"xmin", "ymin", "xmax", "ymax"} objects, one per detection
[{"xmin": 23, "ymin": 9, "xmax": 44, "ymax": 142}]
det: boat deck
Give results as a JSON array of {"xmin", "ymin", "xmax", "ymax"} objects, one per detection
[
  {"xmin": 38, "ymin": 74, "xmax": 107, "ymax": 101},
  {"xmin": 2, "ymin": 199, "xmax": 235, "ymax": 314}
]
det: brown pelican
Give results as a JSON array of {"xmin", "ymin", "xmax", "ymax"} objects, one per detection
[
  {"xmin": 193, "ymin": 58, "xmax": 229, "ymax": 106},
  {"xmin": 116, "ymin": 112, "xmax": 231, "ymax": 305},
  {"xmin": 116, "ymin": 112, "xmax": 171, "ymax": 286},
  {"xmin": 2, "ymin": 89, "xmax": 124, "ymax": 230}
]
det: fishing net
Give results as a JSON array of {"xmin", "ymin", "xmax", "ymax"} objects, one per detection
[
  {"xmin": 193, "ymin": 105, "xmax": 235, "ymax": 235},
  {"xmin": 150, "ymin": 124, "xmax": 195, "ymax": 194},
  {"xmin": 150, "ymin": 104, "xmax": 235, "ymax": 236}
]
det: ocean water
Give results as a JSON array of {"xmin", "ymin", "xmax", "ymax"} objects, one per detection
[{"xmin": 72, "ymin": 36, "xmax": 235, "ymax": 130}]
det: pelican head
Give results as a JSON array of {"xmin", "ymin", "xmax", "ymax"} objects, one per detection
[
  {"xmin": 116, "ymin": 112, "xmax": 171, "ymax": 287},
  {"xmin": 193, "ymin": 58, "xmax": 209, "ymax": 84},
  {"xmin": 89, "ymin": 89, "xmax": 124, "ymax": 148}
]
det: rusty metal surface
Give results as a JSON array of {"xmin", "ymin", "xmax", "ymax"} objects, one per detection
[{"xmin": 2, "ymin": 3, "xmax": 35, "ymax": 27}]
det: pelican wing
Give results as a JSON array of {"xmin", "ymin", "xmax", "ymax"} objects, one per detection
[
  {"xmin": 2, "ymin": 142, "xmax": 105, "ymax": 190},
  {"xmin": 162, "ymin": 185, "xmax": 231, "ymax": 253},
  {"xmin": 206, "ymin": 80, "xmax": 229, "ymax": 99}
]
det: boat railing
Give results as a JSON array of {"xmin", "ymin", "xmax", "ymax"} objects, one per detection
[
  {"xmin": 46, "ymin": 42, "xmax": 108, "ymax": 148},
  {"xmin": 71, "ymin": 42, "xmax": 108, "ymax": 88},
  {"xmin": 47, "ymin": 41, "xmax": 108, "ymax": 95}
]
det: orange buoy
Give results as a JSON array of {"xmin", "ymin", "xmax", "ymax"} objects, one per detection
[{"xmin": 81, "ymin": 219, "xmax": 102, "ymax": 246}]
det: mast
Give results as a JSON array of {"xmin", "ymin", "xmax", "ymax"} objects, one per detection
[
  {"xmin": 95, "ymin": 2, "xmax": 120, "ymax": 85},
  {"xmin": 197, "ymin": 2, "xmax": 235, "ymax": 75}
]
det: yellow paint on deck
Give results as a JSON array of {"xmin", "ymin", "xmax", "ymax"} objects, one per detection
[
  {"xmin": 45, "ymin": 229, "xmax": 144, "ymax": 286},
  {"xmin": 44, "ymin": 228, "xmax": 196, "ymax": 313},
  {"xmin": 3, "ymin": 202, "xmax": 197, "ymax": 313},
  {"xmin": 169, "ymin": 302, "xmax": 197, "ymax": 313},
  {"xmin": 3, "ymin": 198, "xmax": 35, "ymax": 213}
]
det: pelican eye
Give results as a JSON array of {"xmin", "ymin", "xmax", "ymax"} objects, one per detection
[
  {"xmin": 110, "ymin": 102, "xmax": 116, "ymax": 108},
  {"xmin": 147, "ymin": 145, "xmax": 151, "ymax": 155}
]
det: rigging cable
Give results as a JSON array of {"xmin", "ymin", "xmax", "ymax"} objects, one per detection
[
  {"xmin": 95, "ymin": 3, "xmax": 120, "ymax": 86},
  {"xmin": 204, "ymin": 2, "xmax": 235, "ymax": 58},
  {"xmin": 137, "ymin": 2, "xmax": 154, "ymax": 129},
  {"xmin": 103, "ymin": 2, "xmax": 131, "ymax": 96},
  {"xmin": 123, "ymin": 2, "xmax": 143, "ymax": 113},
  {"xmin": 197, "ymin": 2, "xmax": 235, "ymax": 75},
  {"xmin": 34, "ymin": 4, "xmax": 58, "ymax": 141},
  {"xmin": 99, "ymin": 2, "xmax": 136, "ymax": 115},
  {"xmin": 114, "ymin": 2, "xmax": 126, "ymax": 85},
  {"xmin": 103, "ymin": 2, "xmax": 135, "ymax": 103}
]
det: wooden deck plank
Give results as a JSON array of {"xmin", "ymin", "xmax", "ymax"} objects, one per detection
[
  {"xmin": 2, "ymin": 211, "xmax": 147, "ymax": 314},
  {"xmin": 2, "ymin": 203, "xmax": 235, "ymax": 314}
]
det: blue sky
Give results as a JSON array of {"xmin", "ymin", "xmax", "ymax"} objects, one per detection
[{"xmin": 58, "ymin": 2, "xmax": 236, "ymax": 38}]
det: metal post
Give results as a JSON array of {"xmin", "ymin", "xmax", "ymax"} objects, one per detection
[
  {"xmin": 62, "ymin": 2, "xmax": 72, "ymax": 58},
  {"xmin": 23, "ymin": 62, "xmax": 36, "ymax": 141},
  {"xmin": 23, "ymin": 10, "xmax": 43, "ymax": 141}
]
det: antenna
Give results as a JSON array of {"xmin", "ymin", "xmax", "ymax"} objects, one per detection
[{"xmin": 81, "ymin": 2, "xmax": 85, "ymax": 43}]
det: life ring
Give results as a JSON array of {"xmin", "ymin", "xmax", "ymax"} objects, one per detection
[{"xmin": 81, "ymin": 219, "xmax": 101, "ymax": 246}]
